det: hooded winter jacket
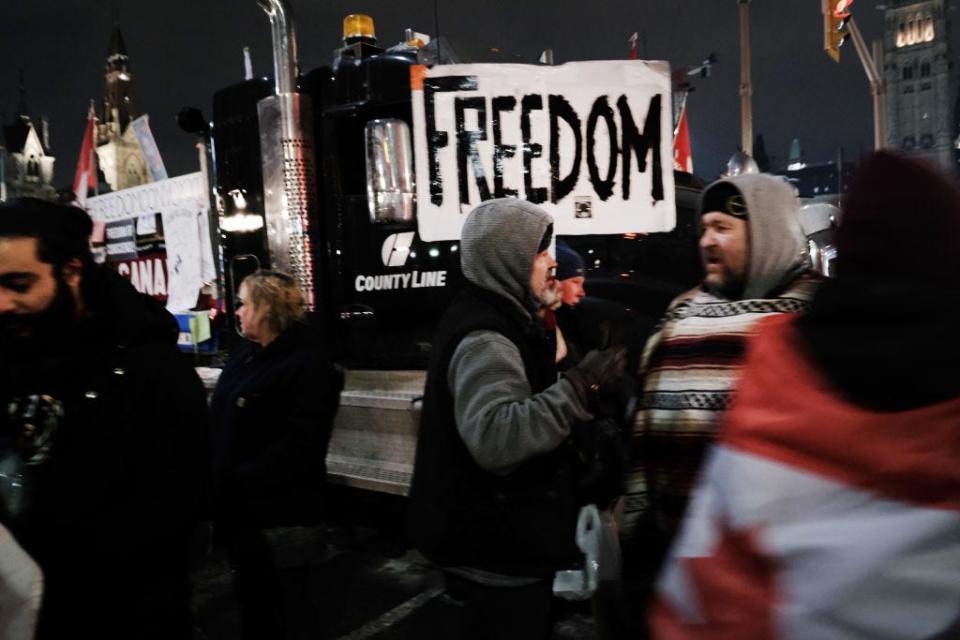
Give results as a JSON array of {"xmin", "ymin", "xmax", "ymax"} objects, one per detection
[
  {"xmin": 0, "ymin": 266, "xmax": 208, "ymax": 639},
  {"xmin": 408, "ymin": 198, "xmax": 592, "ymax": 580},
  {"xmin": 622, "ymin": 174, "xmax": 821, "ymax": 548}
]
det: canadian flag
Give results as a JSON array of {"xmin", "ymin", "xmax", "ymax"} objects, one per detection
[
  {"xmin": 627, "ymin": 32, "xmax": 639, "ymax": 60},
  {"xmin": 651, "ymin": 315, "xmax": 960, "ymax": 639},
  {"xmin": 673, "ymin": 101, "xmax": 693, "ymax": 173},
  {"xmin": 73, "ymin": 104, "xmax": 97, "ymax": 207}
]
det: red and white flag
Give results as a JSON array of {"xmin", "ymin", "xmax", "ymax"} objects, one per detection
[
  {"xmin": 627, "ymin": 32, "xmax": 638, "ymax": 60},
  {"xmin": 73, "ymin": 104, "xmax": 97, "ymax": 207},
  {"xmin": 673, "ymin": 100, "xmax": 693, "ymax": 173},
  {"xmin": 651, "ymin": 315, "xmax": 960, "ymax": 640}
]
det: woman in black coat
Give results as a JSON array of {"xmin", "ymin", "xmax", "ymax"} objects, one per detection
[{"xmin": 210, "ymin": 270, "xmax": 342, "ymax": 639}]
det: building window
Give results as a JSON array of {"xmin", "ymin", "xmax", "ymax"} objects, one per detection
[
  {"xmin": 904, "ymin": 66, "xmax": 914, "ymax": 80},
  {"xmin": 903, "ymin": 136, "xmax": 916, "ymax": 149},
  {"xmin": 904, "ymin": 85, "xmax": 915, "ymax": 94},
  {"xmin": 921, "ymin": 61, "xmax": 931, "ymax": 77},
  {"xmin": 921, "ymin": 82, "xmax": 932, "ymax": 91},
  {"xmin": 921, "ymin": 134, "xmax": 934, "ymax": 149},
  {"xmin": 898, "ymin": 11, "xmax": 936, "ymax": 48},
  {"xmin": 26, "ymin": 157, "xmax": 40, "ymax": 180}
]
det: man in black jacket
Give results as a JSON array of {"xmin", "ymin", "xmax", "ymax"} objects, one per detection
[
  {"xmin": 408, "ymin": 199, "xmax": 625, "ymax": 640},
  {"xmin": 0, "ymin": 198, "xmax": 208, "ymax": 639}
]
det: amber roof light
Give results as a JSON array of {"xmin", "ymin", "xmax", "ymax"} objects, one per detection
[{"xmin": 343, "ymin": 14, "xmax": 376, "ymax": 41}]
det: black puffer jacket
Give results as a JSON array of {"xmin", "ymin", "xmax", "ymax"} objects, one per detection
[
  {"xmin": 0, "ymin": 267, "xmax": 209, "ymax": 639},
  {"xmin": 211, "ymin": 322, "xmax": 342, "ymax": 527}
]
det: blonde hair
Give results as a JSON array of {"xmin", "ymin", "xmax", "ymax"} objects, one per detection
[{"xmin": 240, "ymin": 270, "xmax": 306, "ymax": 335}]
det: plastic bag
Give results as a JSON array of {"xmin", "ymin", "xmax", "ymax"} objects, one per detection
[{"xmin": 553, "ymin": 504, "xmax": 622, "ymax": 600}]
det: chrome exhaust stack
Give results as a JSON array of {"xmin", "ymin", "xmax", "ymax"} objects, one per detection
[{"xmin": 256, "ymin": 0, "xmax": 318, "ymax": 310}]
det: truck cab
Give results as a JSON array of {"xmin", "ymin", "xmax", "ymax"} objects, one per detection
[{"xmin": 208, "ymin": 7, "xmax": 702, "ymax": 492}]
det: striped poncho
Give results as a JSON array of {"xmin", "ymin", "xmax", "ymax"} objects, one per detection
[{"xmin": 621, "ymin": 271, "xmax": 821, "ymax": 541}]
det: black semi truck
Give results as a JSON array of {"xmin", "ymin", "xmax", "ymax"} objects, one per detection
[{"xmin": 205, "ymin": 1, "xmax": 702, "ymax": 493}]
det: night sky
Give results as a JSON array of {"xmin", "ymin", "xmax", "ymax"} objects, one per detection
[{"xmin": 0, "ymin": 1, "xmax": 929, "ymax": 186}]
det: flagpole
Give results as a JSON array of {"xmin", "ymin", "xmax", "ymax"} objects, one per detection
[
  {"xmin": 674, "ymin": 90, "xmax": 689, "ymax": 135},
  {"xmin": 627, "ymin": 32, "xmax": 638, "ymax": 60},
  {"xmin": 739, "ymin": 0, "xmax": 753, "ymax": 153},
  {"xmin": 89, "ymin": 100, "xmax": 98, "ymax": 197}
]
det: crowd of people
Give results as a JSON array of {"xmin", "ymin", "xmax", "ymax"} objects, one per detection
[
  {"xmin": 0, "ymin": 201, "xmax": 342, "ymax": 639},
  {"xmin": 0, "ymin": 149, "xmax": 958, "ymax": 639}
]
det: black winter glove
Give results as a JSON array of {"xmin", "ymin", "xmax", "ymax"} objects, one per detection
[{"xmin": 563, "ymin": 345, "xmax": 627, "ymax": 410}]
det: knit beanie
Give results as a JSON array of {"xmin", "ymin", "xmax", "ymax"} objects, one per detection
[
  {"xmin": 838, "ymin": 151, "xmax": 960, "ymax": 286},
  {"xmin": 700, "ymin": 182, "xmax": 748, "ymax": 219},
  {"xmin": 698, "ymin": 173, "xmax": 805, "ymax": 299},
  {"xmin": 556, "ymin": 240, "xmax": 585, "ymax": 280}
]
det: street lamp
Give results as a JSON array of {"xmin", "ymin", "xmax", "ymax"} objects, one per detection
[{"xmin": 739, "ymin": 0, "xmax": 753, "ymax": 154}]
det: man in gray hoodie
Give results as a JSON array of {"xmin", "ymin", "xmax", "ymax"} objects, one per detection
[
  {"xmin": 409, "ymin": 198, "xmax": 625, "ymax": 640},
  {"xmin": 620, "ymin": 174, "xmax": 822, "ymax": 564}
]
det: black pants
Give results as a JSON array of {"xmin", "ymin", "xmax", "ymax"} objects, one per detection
[
  {"xmin": 219, "ymin": 522, "xmax": 286, "ymax": 640},
  {"xmin": 442, "ymin": 573, "xmax": 555, "ymax": 640}
]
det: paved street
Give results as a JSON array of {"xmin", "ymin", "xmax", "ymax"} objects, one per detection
[{"xmin": 190, "ymin": 488, "xmax": 599, "ymax": 639}]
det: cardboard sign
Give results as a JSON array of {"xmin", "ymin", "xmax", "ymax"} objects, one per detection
[{"xmin": 411, "ymin": 61, "xmax": 676, "ymax": 241}]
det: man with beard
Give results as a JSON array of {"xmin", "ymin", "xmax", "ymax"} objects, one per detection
[
  {"xmin": 408, "ymin": 199, "xmax": 626, "ymax": 640},
  {"xmin": 0, "ymin": 198, "xmax": 208, "ymax": 639},
  {"xmin": 620, "ymin": 175, "xmax": 821, "ymax": 568}
]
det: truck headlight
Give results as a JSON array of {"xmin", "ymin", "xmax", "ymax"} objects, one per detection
[{"xmin": 365, "ymin": 118, "xmax": 415, "ymax": 223}]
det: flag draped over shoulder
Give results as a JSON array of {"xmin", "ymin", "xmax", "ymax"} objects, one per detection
[
  {"xmin": 650, "ymin": 315, "xmax": 960, "ymax": 640},
  {"xmin": 73, "ymin": 106, "xmax": 96, "ymax": 207}
]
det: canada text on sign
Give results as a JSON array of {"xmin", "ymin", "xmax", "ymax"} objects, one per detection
[{"xmin": 410, "ymin": 61, "xmax": 676, "ymax": 241}]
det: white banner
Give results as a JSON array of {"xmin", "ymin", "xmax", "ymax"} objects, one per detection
[
  {"xmin": 87, "ymin": 173, "xmax": 215, "ymax": 313},
  {"xmin": 86, "ymin": 172, "xmax": 205, "ymax": 222},
  {"xmin": 411, "ymin": 61, "xmax": 676, "ymax": 242}
]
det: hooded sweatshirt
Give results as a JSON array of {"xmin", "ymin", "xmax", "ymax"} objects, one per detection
[
  {"xmin": 408, "ymin": 198, "xmax": 591, "ymax": 581},
  {"xmin": 450, "ymin": 199, "xmax": 591, "ymax": 475},
  {"xmin": 703, "ymin": 173, "xmax": 808, "ymax": 300},
  {"xmin": 622, "ymin": 174, "xmax": 820, "ymax": 543}
]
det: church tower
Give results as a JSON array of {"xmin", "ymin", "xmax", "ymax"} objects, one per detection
[
  {"xmin": 95, "ymin": 26, "xmax": 150, "ymax": 191},
  {"xmin": 883, "ymin": 0, "xmax": 957, "ymax": 172}
]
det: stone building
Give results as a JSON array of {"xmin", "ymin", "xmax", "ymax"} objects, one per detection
[{"xmin": 883, "ymin": 0, "xmax": 958, "ymax": 172}]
